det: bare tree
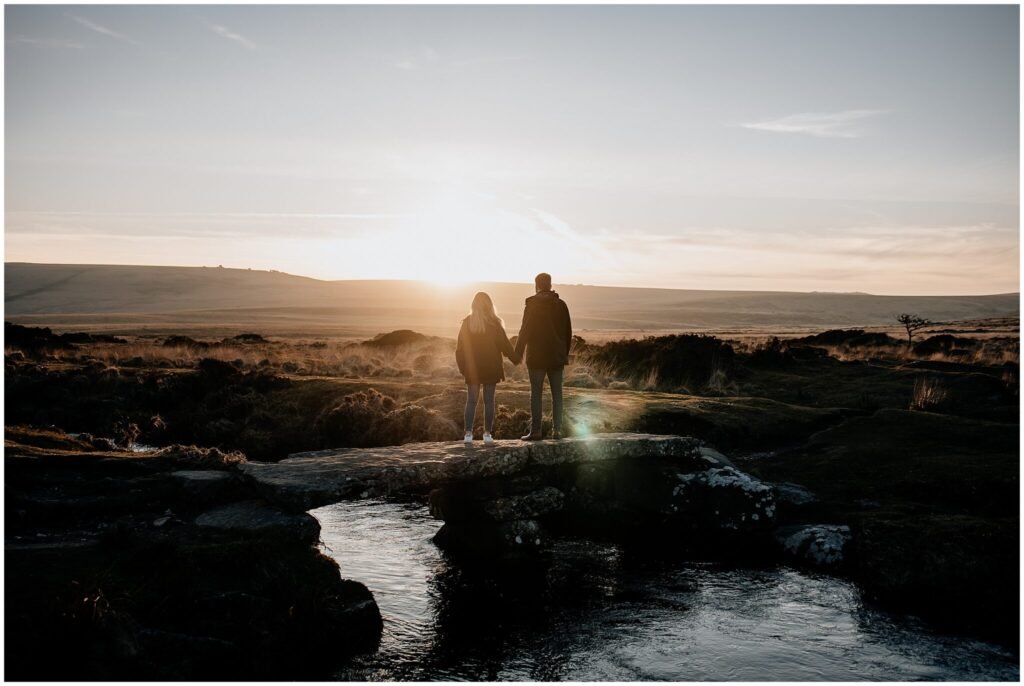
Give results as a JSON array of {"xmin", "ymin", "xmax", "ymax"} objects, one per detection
[{"xmin": 896, "ymin": 313, "xmax": 931, "ymax": 349}]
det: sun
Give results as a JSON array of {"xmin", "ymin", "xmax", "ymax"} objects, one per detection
[{"xmin": 383, "ymin": 182, "xmax": 582, "ymax": 285}]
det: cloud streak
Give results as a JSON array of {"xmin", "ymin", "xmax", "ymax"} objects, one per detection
[
  {"xmin": 9, "ymin": 35, "xmax": 86, "ymax": 49},
  {"xmin": 206, "ymin": 22, "xmax": 257, "ymax": 50},
  {"xmin": 4, "ymin": 211, "xmax": 405, "ymax": 240},
  {"xmin": 66, "ymin": 14, "xmax": 139, "ymax": 45},
  {"xmin": 740, "ymin": 109, "xmax": 886, "ymax": 138},
  {"xmin": 392, "ymin": 45, "xmax": 439, "ymax": 70}
]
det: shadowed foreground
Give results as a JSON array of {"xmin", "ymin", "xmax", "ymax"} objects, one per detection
[{"xmin": 4, "ymin": 428, "xmax": 383, "ymax": 681}]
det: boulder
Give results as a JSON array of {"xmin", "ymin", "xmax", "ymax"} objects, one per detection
[
  {"xmin": 775, "ymin": 524, "xmax": 851, "ymax": 569},
  {"xmin": 773, "ymin": 482, "xmax": 818, "ymax": 506},
  {"xmin": 170, "ymin": 470, "xmax": 235, "ymax": 506},
  {"xmin": 850, "ymin": 514, "xmax": 1018, "ymax": 640},
  {"xmin": 434, "ymin": 518, "xmax": 549, "ymax": 557},
  {"xmin": 665, "ymin": 466, "xmax": 776, "ymax": 533},
  {"xmin": 195, "ymin": 501, "xmax": 320, "ymax": 545}
]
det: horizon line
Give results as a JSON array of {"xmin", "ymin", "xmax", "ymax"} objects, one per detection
[{"xmin": 4, "ymin": 261, "xmax": 1020, "ymax": 300}]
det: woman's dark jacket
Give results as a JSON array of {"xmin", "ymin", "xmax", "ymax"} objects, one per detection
[{"xmin": 456, "ymin": 318, "xmax": 516, "ymax": 385}]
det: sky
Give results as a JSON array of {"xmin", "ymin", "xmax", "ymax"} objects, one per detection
[{"xmin": 5, "ymin": 4, "xmax": 1020, "ymax": 295}]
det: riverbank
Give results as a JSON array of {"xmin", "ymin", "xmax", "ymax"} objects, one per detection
[{"xmin": 5, "ymin": 428, "xmax": 383, "ymax": 680}]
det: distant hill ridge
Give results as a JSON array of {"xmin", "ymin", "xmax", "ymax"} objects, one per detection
[{"xmin": 4, "ymin": 263, "xmax": 1019, "ymax": 336}]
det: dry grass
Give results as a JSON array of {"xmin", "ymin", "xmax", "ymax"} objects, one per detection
[{"xmin": 910, "ymin": 377, "xmax": 950, "ymax": 412}]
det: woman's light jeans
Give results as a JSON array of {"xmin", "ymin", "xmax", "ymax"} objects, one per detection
[{"xmin": 465, "ymin": 384, "xmax": 496, "ymax": 434}]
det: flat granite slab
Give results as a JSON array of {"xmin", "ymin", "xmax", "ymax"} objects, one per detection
[{"xmin": 238, "ymin": 433, "xmax": 723, "ymax": 512}]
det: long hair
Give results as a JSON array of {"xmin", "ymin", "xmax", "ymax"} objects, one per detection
[{"xmin": 467, "ymin": 291, "xmax": 504, "ymax": 334}]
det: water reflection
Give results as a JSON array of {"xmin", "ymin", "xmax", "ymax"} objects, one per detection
[{"xmin": 314, "ymin": 500, "xmax": 1019, "ymax": 681}]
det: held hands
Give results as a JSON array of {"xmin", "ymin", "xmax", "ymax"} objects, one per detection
[{"xmin": 509, "ymin": 352, "xmax": 523, "ymax": 366}]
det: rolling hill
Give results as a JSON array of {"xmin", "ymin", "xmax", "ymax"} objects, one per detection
[{"xmin": 4, "ymin": 262, "xmax": 1019, "ymax": 338}]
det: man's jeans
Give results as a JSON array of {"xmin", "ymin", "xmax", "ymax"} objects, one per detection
[{"xmin": 528, "ymin": 366, "xmax": 564, "ymax": 434}]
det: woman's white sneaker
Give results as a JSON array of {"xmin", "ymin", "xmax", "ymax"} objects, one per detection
[
  {"xmin": 464, "ymin": 431, "xmax": 474, "ymax": 444},
  {"xmin": 483, "ymin": 432, "xmax": 494, "ymax": 445}
]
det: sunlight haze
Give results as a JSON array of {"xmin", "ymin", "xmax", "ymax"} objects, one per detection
[{"xmin": 5, "ymin": 5, "xmax": 1019, "ymax": 295}]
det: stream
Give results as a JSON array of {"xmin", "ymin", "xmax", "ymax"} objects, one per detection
[{"xmin": 314, "ymin": 500, "xmax": 1018, "ymax": 681}]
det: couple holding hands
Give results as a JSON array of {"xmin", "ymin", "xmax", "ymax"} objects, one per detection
[{"xmin": 455, "ymin": 272, "xmax": 572, "ymax": 445}]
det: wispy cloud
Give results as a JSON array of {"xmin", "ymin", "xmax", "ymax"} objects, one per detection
[
  {"xmin": 450, "ymin": 54, "xmax": 528, "ymax": 69},
  {"xmin": 4, "ymin": 211, "xmax": 405, "ymax": 240},
  {"xmin": 739, "ymin": 109, "xmax": 886, "ymax": 138},
  {"xmin": 205, "ymin": 22, "xmax": 257, "ymax": 50},
  {"xmin": 392, "ymin": 45, "xmax": 439, "ymax": 70},
  {"xmin": 368, "ymin": 45, "xmax": 526, "ymax": 72},
  {"xmin": 598, "ymin": 223, "xmax": 1017, "ymax": 262},
  {"xmin": 9, "ymin": 35, "xmax": 86, "ymax": 49},
  {"xmin": 66, "ymin": 14, "xmax": 139, "ymax": 46}
]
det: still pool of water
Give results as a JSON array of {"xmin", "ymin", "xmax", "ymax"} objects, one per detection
[{"xmin": 313, "ymin": 500, "xmax": 1019, "ymax": 681}]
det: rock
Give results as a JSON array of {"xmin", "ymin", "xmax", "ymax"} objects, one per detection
[
  {"xmin": 240, "ymin": 434, "xmax": 709, "ymax": 511},
  {"xmin": 851, "ymin": 514, "xmax": 1018, "ymax": 640},
  {"xmin": 429, "ymin": 486, "xmax": 566, "ymax": 523},
  {"xmin": 434, "ymin": 518, "xmax": 549, "ymax": 557},
  {"xmin": 483, "ymin": 487, "xmax": 565, "ymax": 522},
  {"xmin": 195, "ymin": 501, "xmax": 320, "ymax": 545},
  {"xmin": 169, "ymin": 469, "xmax": 239, "ymax": 506},
  {"xmin": 171, "ymin": 470, "xmax": 231, "ymax": 484},
  {"xmin": 241, "ymin": 434, "xmax": 775, "ymax": 558},
  {"xmin": 698, "ymin": 446, "xmax": 735, "ymax": 468},
  {"xmin": 773, "ymin": 482, "xmax": 818, "ymax": 506},
  {"xmin": 776, "ymin": 524, "xmax": 851, "ymax": 569},
  {"xmin": 666, "ymin": 466, "xmax": 776, "ymax": 533}
]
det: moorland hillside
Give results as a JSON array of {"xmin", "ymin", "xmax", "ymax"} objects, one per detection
[{"xmin": 5, "ymin": 262, "xmax": 1019, "ymax": 337}]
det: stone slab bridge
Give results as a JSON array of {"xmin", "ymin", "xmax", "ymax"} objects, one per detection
[{"xmin": 239, "ymin": 433, "xmax": 788, "ymax": 557}]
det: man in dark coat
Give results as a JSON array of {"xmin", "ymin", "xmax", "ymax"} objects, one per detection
[{"xmin": 514, "ymin": 272, "xmax": 572, "ymax": 440}]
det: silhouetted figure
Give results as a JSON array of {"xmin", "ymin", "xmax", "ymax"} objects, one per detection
[
  {"xmin": 514, "ymin": 273, "xmax": 572, "ymax": 440},
  {"xmin": 456, "ymin": 292, "xmax": 519, "ymax": 445}
]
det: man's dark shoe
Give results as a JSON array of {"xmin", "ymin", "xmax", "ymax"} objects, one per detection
[
  {"xmin": 520, "ymin": 431, "xmax": 543, "ymax": 441},
  {"xmin": 551, "ymin": 430, "xmax": 562, "ymax": 440}
]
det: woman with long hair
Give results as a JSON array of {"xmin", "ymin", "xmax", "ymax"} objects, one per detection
[{"xmin": 456, "ymin": 291, "xmax": 519, "ymax": 445}]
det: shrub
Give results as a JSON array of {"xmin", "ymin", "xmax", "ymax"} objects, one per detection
[
  {"xmin": 412, "ymin": 354, "xmax": 437, "ymax": 373},
  {"xmin": 197, "ymin": 357, "xmax": 241, "ymax": 381},
  {"xmin": 746, "ymin": 337, "xmax": 793, "ymax": 368},
  {"xmin": 4, "ymin": 322, "xmax": 126, "ymax": 351},
  {"xmin": 485, "ymin": 405, "xmax": 577, "ymax": 439},
  {"xmin": 488, "ymin": 405, "xmax": 532, "ymax": 439},
  {"xmin": 154, "ymin": 444, "xmax": 247, "ymax": 467},
  {"xmin": 704, "ymin": 364, "xmax": 736, "ymax": 395},
  {"xmin": 230, "ymin": 333, "xmax": 268, "ymax": 344},
  {"xmin": 912, "ymin": 335, "xmax": 978, "ymax": 357},
  {"xmin": 364, "ymin": 330, "xmax": 432, "ymax": 348},
  {"xmin": 315, "ymin": 389, "xmax": 458, "ymax": 447},
  {"xmin": 586, "ymin": 334, "xmax": 735, "ymax": 391},
  {"xmin": 794, "ymin": 329, "xmax": 899, "ymax": 348},
  {"xmin": 162, "ymin": 335, "xmax": 210, "ymax": 349},
  {"xmin": 565, "ymin": 371, "xmax": 603, "ymax": 388}
]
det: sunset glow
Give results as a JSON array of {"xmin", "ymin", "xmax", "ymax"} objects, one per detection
[{"xmin": 4, "ymin": 5, "xmax": 1019, "ymax": 294}]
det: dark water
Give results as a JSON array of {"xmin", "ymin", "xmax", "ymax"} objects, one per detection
[{"xmin": 314, "ymin": 500, "xmax": 1019, "ymax": 681}]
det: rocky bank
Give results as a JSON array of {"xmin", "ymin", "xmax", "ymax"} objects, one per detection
[{"xmin": 5, "ymin": 428, "xmax": 383, "ymax": 680}]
